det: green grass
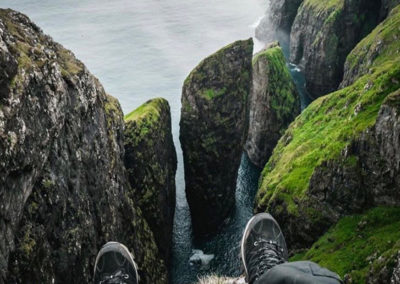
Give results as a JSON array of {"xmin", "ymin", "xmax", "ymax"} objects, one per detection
[
  {"xmin": 124, "ymin": 98, "xmax": 164, "ymax": 123},
  {"xmin": 253, "ymin": 45, "xmax": 299, "ymax": 122},
  {"xmin": 256, "ymin": 5, "xmax": 400, "ymax": 215},
  {"xmin": 124, "ymin": 98, "xmax": 167, "ymax": 140},
  {"xmin": 290, "ymin": 207, "xmax": 400, "ymax": 283}
]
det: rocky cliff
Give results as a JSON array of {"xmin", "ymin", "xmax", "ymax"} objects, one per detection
[
  {"xmin": 245, "ymin": 42, "xmax": 300, "ymax": 168},
  {"xmin": 124, "ymin": 98, "xmax": 177, "ymax": 267},
  {"xmin": 180, "ymin": 39, "xmax": 253, "ymax": 235},
  {"xmin": 341, "ymin": 5, "xmax": 400, "ymax": 88},
  {"xmin": 269, "ymin": 0, "xmax": 303, "ymax": 34},
  {"xmin": 255, "ymin": 4, "xmax": 400, "ymax": 251},
  {"xmin": 289, "ymin": 0, "xmax": 381, "ymax": 98},
  {"xmin": 0, "ymin": 9, "xmax": 166, "ymax": 283}
]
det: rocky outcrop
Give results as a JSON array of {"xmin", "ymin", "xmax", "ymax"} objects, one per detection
[
  {"xmin": 341, "ymin": 5, "xmax": 400, "ymax": 88},
  {"xmin": 245, "ymin": 42, "xmax": 300, "ymax": 168},
  {"xmin": 269, "ymin": 0, "xmax": 303, "ymax": 34},
  {"xmin": 255, "ymin": 6, "xmax": 400, "ymax": 250},
  {"xmin": 0, "ymin": 9, "xmax": 166, "ymax": 283},
  {"xmin": 289, "ymin": 0, "xmax": 381, "ymax": 98},
  {"xmin": 124, "ymin": 98, "xmax": 177, "ymax": 267},
  {"xmin": 180, "ymin": 39, "xmax": 253, "ymax": 235}
]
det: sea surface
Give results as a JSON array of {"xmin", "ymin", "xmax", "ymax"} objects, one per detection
[{"xmin": 1, "ymin": 1, "xmax": 270, "ymax": 283}]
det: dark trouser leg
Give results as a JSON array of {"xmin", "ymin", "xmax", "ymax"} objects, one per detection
[{"xmin": 254, "ymin": 261, "xmax": 343, "ymax": 284}]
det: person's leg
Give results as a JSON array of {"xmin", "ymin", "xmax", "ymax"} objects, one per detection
[
  {"xmin": 254, "ymin": 261, "xmax": 342, "ymax": 284},
  {"xmin": 240, "ymin": 213, "xmax": 342, "ymax": 284},
  {"xmin": 93, "ymin": 241, "xmax": 139, "ymax": 284}
]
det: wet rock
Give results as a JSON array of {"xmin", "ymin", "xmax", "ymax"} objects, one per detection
[
  {"xmin": 180, "ymin": 39, "xmax": 253, "ymax": 235},
  {"xmin": 0, "ymin": 9, "xmax": 166, "ymax": 283},
  {"xmin": 124, "ymin": 98, "xmax": 177, "ymax": 267},
  {"xmin": 245, "ymin": 42, "xmax": 300, "ymax": 168}
]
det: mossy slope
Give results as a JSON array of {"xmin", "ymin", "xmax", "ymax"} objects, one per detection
[
  {"xmin": 256, "ymin": 5, "xmax": 400, "ymax": 249},
  {"xmin": 291, "ymin": 207, "xmax": 400, "ymax": 283}
]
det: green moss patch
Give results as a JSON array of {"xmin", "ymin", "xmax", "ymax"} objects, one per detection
[
  {"xmin": 124, "ymin": 98, "xmax": 164, "ymax": 124},
  {"xmin": 290, "ymin": 207, "xmax": 400, "ymax": 282},
  {"xmin": 303, "ymin": 0, "xmax": 344, "ymax": 12},
  {"xmin": 254, "ymin": 45, "xmax": 299, "ymax": 122}
]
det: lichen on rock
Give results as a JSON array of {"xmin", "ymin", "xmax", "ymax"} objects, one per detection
[
  {"xmin": 124, "ymin": 98, "xmax": 177, "ymax": 267},
  {"xmin": 180, "ymin": 39, "xmax": 253, "ymax": 235},
  {"xmin": 245, "ymin": 42, "xmax": 300, "ymax": 168}
]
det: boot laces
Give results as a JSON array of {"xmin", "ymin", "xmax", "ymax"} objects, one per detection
[
  {"xmin": 248, "ymin": 239, "xmax": 286, "ymax": 283},
  {"xmin": 99, "ymin": 270, "xmax": 130, "ymax": 284}
]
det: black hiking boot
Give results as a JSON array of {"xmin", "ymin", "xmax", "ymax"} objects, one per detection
[
  {"xmin": 94, "ymin": 241, "xmax": 139, "ymax": 284},
  {"xmin": 240, "ymin": 213, "xmax": 288, "ymax": 284}
]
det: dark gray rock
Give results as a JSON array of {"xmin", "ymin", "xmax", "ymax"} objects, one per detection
[
  {"xmin": 289, "ymin": 0, "xmax": 381, "ymax": 98},
  {"xmin": 180, "ymin": 39, "xmax": 253, "ymax": 235},
  {"xmin": 245, "ymin": 42, "xmax": 300, "ymax": 168},
  {"xmin": 381, "ymin": 0, "xmax": 400, "ymax": 19},
  {"xmin": 0, "ymin": 9, "xmax": 166, "ymax": 283},
  {"xmin": 124, "ymin": 98, "xmax": 177, "ymax": 267},
  {"xmin": 269, "ymin": 0, "xmax": 303, "ymax": 34}
]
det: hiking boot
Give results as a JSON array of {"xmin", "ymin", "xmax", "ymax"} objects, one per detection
[
  {"xmin": 240, "ymin": 213, "xmax": 288, "ymax": 284},
  {"xmin": 94, "ymin": 241, "xmax": 139, "ymax": 284}
]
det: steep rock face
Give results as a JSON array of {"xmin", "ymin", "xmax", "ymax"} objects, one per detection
[
  {"xmin": 269, "ymin": 0, "xmax": 303, "ymax": 33},
  {"xmin": 245, "ymin": 43, "xmax": 300, "ymax": 168},
  {"xmin": 180, "ymin": 39, "xmax": 253, "ymax": 235},
  {"xmin": 255, "ymin": 7, "xmax": 400, "ymax": 250},
  {"xmin": 341, "ymin": 5, "xmax": 400, "ymax": 88},
  {"xmin": 290, "ymin": 0, "xmax": 381, "ymax": 98},
  {"xmin": 381, "ymin": 0, "xmax": 400, "ymax": 19},
  {"xmin": 0, "ymin": 9, "xmax": 166, "ymax": 283},
  {"xmin": 124, "ymin": 98, "xmax": 177, "ymax": 267}
]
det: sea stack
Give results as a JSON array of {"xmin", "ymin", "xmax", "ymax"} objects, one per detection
[
  {"xmin": 124, "ymin": 98, "xmax": 177, "ymax": 266},
  {"xmin": 245, "ymin": 42, "xmax": 300, "ymax": 168},
  {"xmin": 180, "ymin": 39, "xmax": 253, "ymax": 235}
]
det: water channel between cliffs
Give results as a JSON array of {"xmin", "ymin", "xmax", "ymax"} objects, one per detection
[{"xmin": 171, "ymin": 38, "xmax": 312, "ymax": 284}]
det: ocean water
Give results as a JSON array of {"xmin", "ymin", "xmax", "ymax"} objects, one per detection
[{"xmin": 1, "ymin": 1, "xmax": 268, "ymax": 283}]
